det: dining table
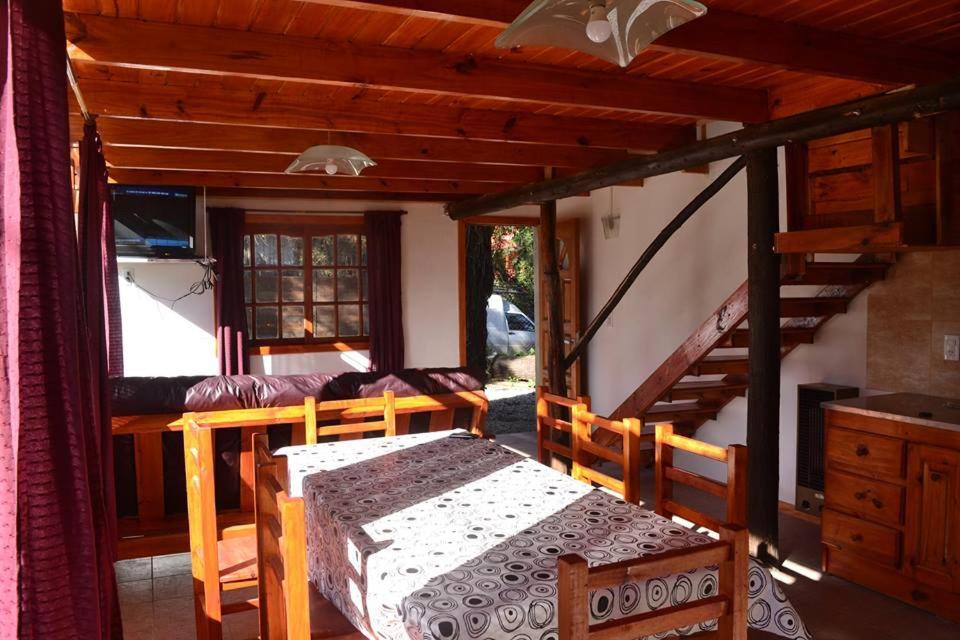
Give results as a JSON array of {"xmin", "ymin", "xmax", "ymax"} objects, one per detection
[{"xmin": 278, "ymin": 430, "xmax": 811, "ymax": 640}]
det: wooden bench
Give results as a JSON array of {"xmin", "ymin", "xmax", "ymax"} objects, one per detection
[
  {"xmin": 557, "ymin": 524, "xmax": 748, "ymax": 640},
  {"xmin": 655, "ymin": 423, "xmax": 748, "ymax": 531}
]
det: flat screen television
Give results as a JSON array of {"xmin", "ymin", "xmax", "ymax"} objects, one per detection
[{"xmin": 111, "ymin": 185, "xmax": 197, "ymax": 259}]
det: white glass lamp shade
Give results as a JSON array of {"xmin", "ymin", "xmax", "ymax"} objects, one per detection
[
  {"xmin": 496, "ymin": 0, "xmax": 707, "ymax": 68},
  {"xmin": 285, "ymin": 145, "xmax": 377, "ymax": 177}
]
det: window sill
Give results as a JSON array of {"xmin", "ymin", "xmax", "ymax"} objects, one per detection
[{"xmin": 251, "ymin": 341, "xmax": 370, "ymax": 356}]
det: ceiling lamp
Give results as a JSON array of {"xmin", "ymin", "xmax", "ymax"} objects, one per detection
[
  {"xmin": 496, "ymin": 0, "xmax": 707, "ymax": 68},
  {"xmin": 285, "ymin": 145, "xmax": 377, "ymax": 177}
]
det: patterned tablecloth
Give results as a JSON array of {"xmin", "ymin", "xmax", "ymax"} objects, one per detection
[{"xmin": 278, "ymin": 431, "xmax": 810, "ymax": 640}]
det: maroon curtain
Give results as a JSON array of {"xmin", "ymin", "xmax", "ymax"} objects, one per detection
[
  {"xmin": 209, "ymin": 207, "xmax": 249, "ymax": 376},
  {"xmin": 365, "ymin": 212, "xmax": 405, "ymax": 372},
  {"xmin": 1, "ymin": 0, "xmax": 122, "ymax": 638},
  {"xmin": 79, "ymin": 122, "xmax": 123, "ymax": 377}
]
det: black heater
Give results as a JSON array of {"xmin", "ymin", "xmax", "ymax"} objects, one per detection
[{"xmin": 795, "ymin": 383, "xmax": 859, "ymax": 516}]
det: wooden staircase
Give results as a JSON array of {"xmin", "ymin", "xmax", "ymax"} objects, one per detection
[{"xmin": 604, "ymin": 257, "xmax": 889, "ymax": 444}]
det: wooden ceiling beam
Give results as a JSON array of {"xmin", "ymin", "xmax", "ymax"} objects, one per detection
[
  {"xmin": 78, "ymin": 116, "xmax": 637, "ymax": 169},
  {"xmin": 64, "ymin": 13, "xmax": 768, "ymax": 122},
  {"xmin": 301, "ymin": 1, "xmax": 954, "ymax": 85},
  {"xmin": 73, "ymin": 74, "xmax": 694, "ymax": 151},
  {"xmin": 205, "ymin": 187, "xmax": 464, "ymax": 203},
  {"xmin": 108, "ymin": 168, "xmax": 509, "ymax": 195},
  {"xmin": 105, "ymin": 146, "xmax": 544, "ymax": 183}
]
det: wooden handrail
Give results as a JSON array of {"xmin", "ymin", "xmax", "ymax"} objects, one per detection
[
  {"xmin": 612, "ymin": 281, "xmax": 749, "ymax": 420},
  {"xmin": 563, "ymin": 156, "xmax": 747, "ymax": 370}
]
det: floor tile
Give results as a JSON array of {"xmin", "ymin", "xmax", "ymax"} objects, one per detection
[
  {"xmin": 152, "ymin": 552, "xmax": 192, "ymax": 578},
  {"xmin": 116, "ymin": 557, "xmax": 153, "ymax": 584},
  {"xmin": 153, "ymin": 573, "xmax": 194, "ymax": 601},
  {"xmin": 118, "ymin": 578, "xmax": 154, "ymax": 606}
]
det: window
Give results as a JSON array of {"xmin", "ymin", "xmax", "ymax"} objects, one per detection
[
  {"xmin": 506, "ymin": 313, "xmax": 535, "ymax": 332},
  {"xmin": 243, "ymin": 220, "xmax": 369, "ymax": 349}
]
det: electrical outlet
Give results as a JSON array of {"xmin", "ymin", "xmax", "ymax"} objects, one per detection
[{"xmin": 945, "ymin": 335, "xmax": 960, "ymax": 362}]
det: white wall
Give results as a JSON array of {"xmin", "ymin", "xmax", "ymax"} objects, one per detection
[
  {"xmin": 551, "ymin": 123, "xmax": 869, "ymax": 503},
  {"xmin": 119, "ymin": 198, "xmax": 462, "ymax": 377}
]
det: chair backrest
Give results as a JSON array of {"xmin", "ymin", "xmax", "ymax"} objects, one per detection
[
  {"xmin": 305, "ymin": 391, "xmax": 397, "ymax": 444},
  {"xmin": 655, "ymin": 423, "xmax": 748, "ymax": 531},
  {"xmin": 254, "ymin": 433, "xmax": 310, "ymax": 640},
  {"xmin": 535, "ymin": 386, "xmax": 590, "ymax": 465},
  {"xmin": 570, "ymin": 406, "xmax": 642, "ymax": 503},
  {"xmin": 557, "ymin": 524, "xmax": 748, "ymax": 640}
]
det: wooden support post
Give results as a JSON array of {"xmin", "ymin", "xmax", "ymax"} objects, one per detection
[
  {"xmin": 540, "ymin": 197, "xmax": 567, "ymax": 397},
  {"xmin": 746, "ymin": 148, "xmax": 781, "ymax": 563},
  {"xmin": 782, "ymin": 142, "xmax": 809, "ymax": 280},
  {"xmin": 872, "ymin": 124, "xmax": 902, "ymax": 224},
  {"xmin": 935, "ymin": 112, "xmax": 960, "ymax": 246}
]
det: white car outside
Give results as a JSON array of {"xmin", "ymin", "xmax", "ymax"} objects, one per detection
[{"xmin": 487, "ymin": 294, "xmax": 536, "ymax": 356}]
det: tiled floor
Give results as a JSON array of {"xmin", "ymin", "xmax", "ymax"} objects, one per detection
[{"xmin": 118, "ymin": 431, "xmax": 960, "ymax": 639}]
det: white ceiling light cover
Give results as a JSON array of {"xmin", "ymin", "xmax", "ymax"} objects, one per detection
[
  {"xmin": 285, "ymin": 145, "xmax": 378, "ymax": 177},
  {"xmin": 496, "ymin": 0, "xmax": 707, "ymax": 68}
]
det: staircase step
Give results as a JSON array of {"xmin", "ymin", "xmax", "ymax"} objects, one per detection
[
  {"xmin": 724, "ymin": 327, "xmax": 817, "ymax": 348},
  {"xmin": 664, "ymin": 378, "xmax": 748, "ymax": 402},
  {"xmin": 688, "ymin": 355, "xmax": 749, "ymax": 376},
  {"xmin": 780, "ymin": 296, "xmax": 848, "ymax": 317},
  {"xmin": 645, "ymin": 402, "xmax": 719, "ymax": 425},
  {"xmin": 782, "ymin": 262, "xmax": 888, "ymax": 286}
]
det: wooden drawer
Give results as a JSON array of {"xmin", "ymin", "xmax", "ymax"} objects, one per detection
[
  {"xmin": 826, "ymin": 427, "xmax": 905, "ymax": 479},
  {"xmin": 825, "ymin": 469, "xmax": 904, "ymax": 527},
  {"xmin": 822, "ymin": 508, "xmax": 901, "ymax": 568}
]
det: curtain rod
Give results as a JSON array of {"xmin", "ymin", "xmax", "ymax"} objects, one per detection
[{"xmin": 66, "ymin": 56, "xmax": 93, "ymax": 124}]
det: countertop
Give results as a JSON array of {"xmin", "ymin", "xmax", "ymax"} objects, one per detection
[{"xmin": 822, "ymin": 392, "xmax": 960, "ymax": 432}]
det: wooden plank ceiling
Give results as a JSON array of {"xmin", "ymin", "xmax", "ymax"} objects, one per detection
[{"xmin": 63, "ymin": 0, "xmax": 960, "ymax": 202}]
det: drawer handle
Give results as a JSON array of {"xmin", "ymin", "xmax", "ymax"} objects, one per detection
[
  {"xmin": 872, "ymin": 498, "xmax": 884, "ymax": 510},
  {"xmin": 855, "ymin": 445, "xmax": 870, "ymax": 457},
  {"xmin": 911, "ymin": 590, "xmax": 929, "ymax": 602},
  {"xmin": 850, "ymin": 533, "xmax": 863, "ymax": 543},
  {"xmin": 930, "ymin": 472, "xmax": 942, "ymax": 482},
  {"xmin": 854, "ymin": 490, "xmax": 869, "ymax": 501}
]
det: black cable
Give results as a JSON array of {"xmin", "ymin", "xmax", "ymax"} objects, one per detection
[{"xmin": 125, "ymin": 259, "xmax": 218, "ymax": 308}]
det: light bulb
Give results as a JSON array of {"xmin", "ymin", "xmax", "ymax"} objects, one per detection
[
  {"xmin": 585, "ymin": 3, "xmax": 612, "ymax": 43},
  {"xmin": 324, "ymin": 160, "xmax": 338, "ymax": 175}
]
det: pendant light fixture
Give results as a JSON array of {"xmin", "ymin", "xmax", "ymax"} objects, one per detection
[
  {"xmin": 285, "ymin": 133, "xmax": 377, "ymax": 177},
  {"xmin": 496, "ymin": 0, "xmax": 707, "ymax": 68}
]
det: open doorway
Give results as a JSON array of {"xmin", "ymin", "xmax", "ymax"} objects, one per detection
[{"xmin": 459, "ymin": 218, "xmax": 540, "ymax": 438}]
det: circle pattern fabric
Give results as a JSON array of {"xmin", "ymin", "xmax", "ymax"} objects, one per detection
[{"xmin": 281, "ymin": 432, "xmax": 810, "ymax": 640}]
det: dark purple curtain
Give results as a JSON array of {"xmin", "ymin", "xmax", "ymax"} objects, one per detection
[
  {"xmin": 79, "ymin": 123, "xmax": 123, "ymax": 377},
  {"xmin": 1, "ymin": 0, "xmax": 122, "ymax": 638},
  {"xmin": 209, "ymin": 207, "xmax": 249, "ymax": 376},
  {"xmin": 365, "ymin": 212, "xmax": 405, "ymax": 372}
]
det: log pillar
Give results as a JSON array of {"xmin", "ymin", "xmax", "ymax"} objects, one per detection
[
  {"xmin": 746, "ymin": 148, "xmax": 781, "ymax": 563},
  {"xmin": 540, "ymin": 198, "xmax": 567, "ymax": 398}
]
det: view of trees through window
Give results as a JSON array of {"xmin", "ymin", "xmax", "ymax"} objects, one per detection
[{"xmin": 491, "ymin": 225, "xmax": 536, "ymax": 319}]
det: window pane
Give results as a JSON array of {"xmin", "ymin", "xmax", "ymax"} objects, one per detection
[
  {"xmin": 338, "ymin": 305, "xmax": 361, "ymax": 337},
  {"xmin": 313, "ymin": 269, "xmax": 335, "ymax": 302},
  {"xmin": 312, "ymin": 236, "xmax": 334, "ymax": 266},
  {"xmin": 313, "ymin": 305, "xmax": 335, "ymax": 338},
  {"xmin": 281, "ymin": 235, "xmax": 303, "ymax": 266},
  {"xmin": 243, "ymin": 270, "xmax": 252, "ymax": 303},
  {"xmin": 281, "ymin": 269, "xmax": 304, "ymax": 302},
  {"xmin": 337, "ymin": 235, "xmax": 358, "ymax": 266},
  {"xmin": 338, "ymin": 268, "xmax": 359, "ymax": 302},
  {"xmin": 255, "ymin": 270, "xmax": 278, "ymax": 303},
  {"xmin": 362, "ymin": 304, "xmax": 369, "ymax": 336},
  {"xmin": 254, "ymin": 234, "xmax": 277, "ymax": 266},
  {"xmin": 246, "ymin": 306, "xmax": 253, "ymax": 338},
  {"xmin": 361, "ymin": 269, "xmax": 368, "ymax": 302},
  {"xmin": 282, "ymin": 306, "xmax": 305, "ymax": 338},
  {"xmin": 360, "ymin": 235, "xmax": 367, "ymax": 266},
  {"xmin": 256, "ymin": 306, "xmax": 278, "ymax": 339},
  {"xmin": 243, "ymin": 236, "xmax": 251, "ymax": 267}
]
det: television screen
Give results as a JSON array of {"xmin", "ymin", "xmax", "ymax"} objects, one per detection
[{"xmin": 111, "ymin": 185, "xmax": 197, "ymax": 258}]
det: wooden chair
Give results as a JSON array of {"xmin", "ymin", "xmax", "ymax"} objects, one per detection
[
  {"xmin": 304, "ymin": 391, "xmax": 397, "ymax": 444},
  {"xmin": 183, "ymin": 415, "xmax": 262, "ymax": 640},
  {"xmin": 570, "ymin": 405, "xmax": 643, "ymax": 504},
  {"xmin": 557, "ymin": 524, "xmax": 748, "ymax": 640},
  {"xmin": 655, "ymin": 423, "xmax": 748, "ymax": 532},
  {"xmin": 254, "ymin": 434, "xmax": 364, "ymax": 640},
  {"xmin": 535, "ymin": 386, "xmax": 590, "ymax": 465}
]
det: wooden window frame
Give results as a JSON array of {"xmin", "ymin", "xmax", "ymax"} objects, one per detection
[{"xmin": 243, "ymin": 216, "xmax": 370, "ymax": 354}]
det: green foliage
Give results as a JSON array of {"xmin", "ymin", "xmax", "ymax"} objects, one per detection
[{"xmin": 491, "ymin": 225, "xmax": 536, "ymax": 318}]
